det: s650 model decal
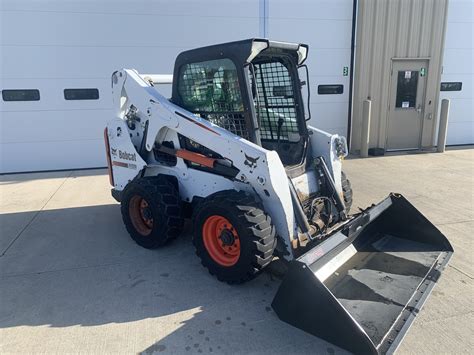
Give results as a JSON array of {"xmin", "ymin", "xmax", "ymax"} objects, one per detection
[
  {"xmin": 111, "ymin": 149, "xmax": 137, "ymax": 169},
  {"xmin": 112, "ymin": 161, "xmax": 137, "ymax": 170}
]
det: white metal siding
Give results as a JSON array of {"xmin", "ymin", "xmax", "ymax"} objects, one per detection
[
  {"xmin": 0, "ymin": 0, "xmax": 355, "ymax": 173},
  {"xmin": 0, "ymin": 0, "xmax": 260, "ymax": 173},
  {"xmin": 440, "ymin": 0, "xmax": 474, "ymax": 145},
  {"xmin": 268, "ymin": 0, "xmax": 353, "ymax": 137},
  {"xmin": 3, "ymin": 0, "xmax": 468, "ymax": 173}
]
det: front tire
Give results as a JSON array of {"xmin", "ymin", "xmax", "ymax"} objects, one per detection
[
  {"xmin": 193, "ymin": 190, "xmax": 276, "ymax": 284},
  {"xmin": 121, "ymin": 176, "xmax": 184, "ymax": 249}
]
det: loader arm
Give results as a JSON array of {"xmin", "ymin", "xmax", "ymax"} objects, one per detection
[{"xmin": 107, "ymin": 69, "xmax": 298, "ymax": 251}]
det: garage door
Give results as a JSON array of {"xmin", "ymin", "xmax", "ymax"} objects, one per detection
[
  {"xmin": 267, "ymin": 0, "xmax": 354, "ymax": 138},
  {"xmin": 438, "ymin": 0, "xmax": 474, "ymax": 145},
  {"xmin": 0, "ymin": 0, "xmax": 261, "ymax": 173}
]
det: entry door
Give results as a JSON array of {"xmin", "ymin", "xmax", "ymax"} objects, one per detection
[{"xmin": 386, "ymin": 60, "xmax": 428, "ymax": 150}]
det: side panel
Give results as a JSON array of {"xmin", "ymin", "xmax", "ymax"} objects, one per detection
[
  {"xmin": 106, "ymin": 119, "xmax": 146, "ymax": 190},
  {"xmin": 308, "ymin": 125, "xmax": 346, "ymax": 195}
]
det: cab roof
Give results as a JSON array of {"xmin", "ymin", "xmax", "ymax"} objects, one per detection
[{"xmin": 172, "ymin": 38, "xmax": 309, "ymax": 73}]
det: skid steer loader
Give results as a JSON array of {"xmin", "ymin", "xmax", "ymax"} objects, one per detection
[{"xmin": 104, "ymin": 39, "xmax": 453, "ymax": 354}]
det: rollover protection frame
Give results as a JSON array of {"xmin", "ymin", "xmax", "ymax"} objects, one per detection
[{"xmin": 272, "ymin": 194, "xmax": 453, "ymax": 354}]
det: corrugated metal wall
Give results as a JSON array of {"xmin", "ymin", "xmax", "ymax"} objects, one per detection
[{"xmin": 351, "ymin": 0, "xmax": 449, "ymax": 152}]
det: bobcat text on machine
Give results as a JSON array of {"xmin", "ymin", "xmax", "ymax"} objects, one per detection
[{"xmin": 104, "ymin": 39, "xmax": 453, "ymax": 354}]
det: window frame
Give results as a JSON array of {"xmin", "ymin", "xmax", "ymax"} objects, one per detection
[
  {"xmin": 317, "ymin": 84, "xmax": 344, "ymax": 95},
  {"xmin": 2, "ymin": 89, "xmax": 40, "ymax": 102},
  {"xmin": 440, "ymin": 82, "xmax": 462, "ymax": 92},
  {"xmin": 64, "ymin": 88, "xmax": 99, "ymax": 101}
]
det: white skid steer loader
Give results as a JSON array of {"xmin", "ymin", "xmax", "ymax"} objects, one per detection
[{"xmin": 104, "ymin": 39, "xmax": 453, "ymax": 354}]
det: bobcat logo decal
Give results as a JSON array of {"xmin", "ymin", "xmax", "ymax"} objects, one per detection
[{"xmin": 244, "ymin": 154, "xmax": 259, "ymax": 171}]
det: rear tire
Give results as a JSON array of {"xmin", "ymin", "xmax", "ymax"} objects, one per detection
[
  {"xmin": 341, "ymin": 171, "xmax": 353, "ymax": 213},
  {"xmin": 121, "ymin": 176, "xmax": 184, "ymax": 249},
  {"xmin": 193, "ymin": 190, "xmax": 276, "ymax": 284}
]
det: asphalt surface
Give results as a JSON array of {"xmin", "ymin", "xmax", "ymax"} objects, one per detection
[{"xmin": 0, "ymin": 147, "xmax": 472, "ymax": 354}]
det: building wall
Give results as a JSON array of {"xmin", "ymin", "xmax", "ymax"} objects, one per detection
[
  {"xmin": 1, "ymin": 0, "xmax": 470, "ymax": 173},
  {"xmin": 0, "ymin": 0, "xmax": 354, "ymax": 173},
  {"xmin": 267, "ymin": 0, "xmax": 354, "ymax": 137},
  {"xmin": 0, "ymin": 0, "xmax": 261, "ymax": 173},
  {"xmin": 439, "ymin": 0, "xmax": 474, "ymax": 145},
  {"xmin": 351, "ymin": 0, "xmax": 449, "ymax": 152}
]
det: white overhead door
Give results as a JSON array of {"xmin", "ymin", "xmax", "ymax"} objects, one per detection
[
  {"xmin": 439, "ymin": 0, "xmax": 474, "ymax": 145},
  {"xmin": 0, "ymin": 0, "xmax": 260, "ymax": 173},
  {"xmin": 267, "ymin": 0, "xmax": 353, "ymax": 138}
]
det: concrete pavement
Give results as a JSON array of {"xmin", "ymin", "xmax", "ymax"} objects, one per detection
[{"xmin": 0, "ymin": 147, "xmax": 473, "ymax": 354}]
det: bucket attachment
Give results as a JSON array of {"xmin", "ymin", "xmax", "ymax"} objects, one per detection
[{"xmin": 272, "ymin": 194, "xmax": 453, "ymax": 354}]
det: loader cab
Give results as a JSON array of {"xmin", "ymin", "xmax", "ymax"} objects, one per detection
[{"xmin": 171, "ymin": 38, "xmax": 310, "ymax": 168}]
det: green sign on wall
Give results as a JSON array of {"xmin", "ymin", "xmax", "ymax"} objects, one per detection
[{"xmin": 343, "ymin": 66, "xmax": 349, "ymax": 76}]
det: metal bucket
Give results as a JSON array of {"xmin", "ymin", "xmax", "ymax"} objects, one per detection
[{"xmin": 272, "ymin": 194, "xmax": 453, "ymax": 354}]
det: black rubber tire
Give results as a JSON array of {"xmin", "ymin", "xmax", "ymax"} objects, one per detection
[
  {"xmin": 121, "ymin": 176, "xmax": 184, "ymax": 249},
  {"xmin": 341, "ymin": 171, "xmax": 353, "ymax": 213},
  {"xmin": 193, "ymin": 190, "xmax": 276, "ymax": 284}
]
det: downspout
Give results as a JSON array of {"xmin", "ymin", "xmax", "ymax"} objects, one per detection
[{"xmin": 347, "ymin": 0, "xmax": 358, "ymax": 148}]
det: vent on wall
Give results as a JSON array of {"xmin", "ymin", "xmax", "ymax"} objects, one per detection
[
  {"xmin": 440, "ymin": 82, "xmax": 462, "ymax": 91},
  {"xmin": 2, "ymin": 89, "xmax": 40, "ymax": 101},
  {"xmin": 318, "ymin": 84, "xmax": 344, "ymax": 95},
  {"xmin": 64, "ymin": 88, "xmax": 99, "ymax": 100}
]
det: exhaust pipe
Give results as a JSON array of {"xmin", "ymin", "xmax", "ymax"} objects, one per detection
[{"xmin": 272, "ymin": 194, "xmax": 453, "ymax": 354}]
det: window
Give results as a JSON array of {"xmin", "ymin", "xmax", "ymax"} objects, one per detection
[
  {"xmin": 64, "ymin": 88, "xmax": 99, "ymax": 100},
  {"xmin": 2, "ymin": 89, "xmax": 40, "ymax": 101},
  {"xmin": 318, "ymin": 84, "xmax": 344, "ymax": 95},
  {"xmin": 178, "ymin": 58, "xmax": 247, "ymax": 138},
  {"xmin": 251, "ymin": 61, "xmax": 300, "ymax": 141},
  {"xmin": 395, "ymin": 71, "xmax": 419, "ymax": 108},
  {"xmin": 440, "ymin": 82, "xmax": 462, "ymax": 91}
]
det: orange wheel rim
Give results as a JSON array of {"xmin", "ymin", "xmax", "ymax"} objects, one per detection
[
  {"xmin": 202, "ymin": 215, "xmax": 240, "ymax": 267},
  {"xmin": 129, "ymin": 195, "xmax": 153, "ymax": 236}
]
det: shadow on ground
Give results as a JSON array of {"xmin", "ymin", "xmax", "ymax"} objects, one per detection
[{"xmin": 0, "ymin": 204, "xmax": 342, "ymax": 354}]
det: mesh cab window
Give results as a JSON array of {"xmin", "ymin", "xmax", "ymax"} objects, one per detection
[
  {"xmin": 251, "ymin": 61, "xmax": 300, "ymax": 142},
  {"xmin": 178, "ymin": 59, "xmax": 249, "ymax": 139}
]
